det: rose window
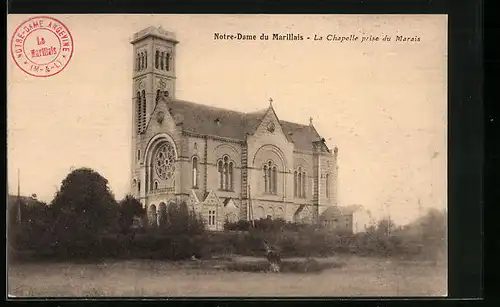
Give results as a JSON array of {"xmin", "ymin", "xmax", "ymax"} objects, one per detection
[{"xmin": 154, "ymin": 142, "xmax": 176, "ymax": 180}]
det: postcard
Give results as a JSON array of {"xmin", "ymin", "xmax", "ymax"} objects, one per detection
[{"xmin": 7, "ymin": 14, "xmax": 447, "ymax": 297}]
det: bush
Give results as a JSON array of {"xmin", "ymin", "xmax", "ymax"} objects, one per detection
[{"xmin": 159, "ymin": 202, "xmax": 206, "ymax": 236}]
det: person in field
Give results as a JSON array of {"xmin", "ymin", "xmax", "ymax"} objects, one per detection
[{"xmin": 263, "ymin": 240, "xmax": 282, "ymax": 273}]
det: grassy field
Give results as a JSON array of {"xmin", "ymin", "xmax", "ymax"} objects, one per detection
[{"xmin": 8, "ymin": 255, "xmax": 447, "ymax": 297}]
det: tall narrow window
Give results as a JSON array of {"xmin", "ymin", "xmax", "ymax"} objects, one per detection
[
  {"xmin": 294, "ymin": 171, "xmax": 298, "ymax": 197},
  {"xmin": 156, "ymin": 89, "xmax": 160, "ymax": 103},
  {"xmin": 141, "ymin": 90, "xmax": 146, "ymax": 131},
  {"xmin": 302, "ymin": 172, "xmax": 306, "ymax": 198},
  {"xmin": 269, "ymin": 164, "xmax": 274, "ymax": 193},
  {"xmin": 145, "ymin": 51, "xmax": 148, "ymax": 69},
  {"xmin": 137, "ymin": 92, "xmax": 141, "ymax": 133},
  {"xmin": 166, "ymin": 53, "xmax": 170, "ymax": 71},
  {"xmin": 192, "ymin": 157, "xmax": 198, "ymax": 188},
  {"xmin": 272, "ymin": 166, "xmax": 277, "ymax": 194},
  {"xmin": 136, "ymin": 54, "xmax": 140, "ymax": 71},
  {"xmin": 326, "ymin": 174, "xmax": 330, "ymax": 198},
  {"xmin": 298, "ymin": 171, "xmax": 302, "ymax": 198},
  {"xmin": 155, "ymin": 50, "xmax": 159, "ymax": 69},
  {"xmin": 138, "ymin": 181, "xmax": 141, "ymax": 193},
  {"xmin": 228, "ymin": 162, "xmax": 233, "ymax": 190},
  {"xmin": 208, "ymin": 210, "xmax": 216, "ymax": 226},
  {"xmin": 223, "ymin": 156, "xmax": 229, "ymax": 190},
  {"xmin": 154, "ymin": 181, "xmax": 158, "ymax": 190},
  {"xmin": 267, "ymin": 162, "xmax": 272, "ymax": 193},
  {"xmin": 263, "ymin": 165, "xmax": 268, "ymax": 193},
  {"xmin": 218, "ymin": 156, "xmax": 233, "ymax": 191},
  {"xmin": 140, "ymin": 52, "xmax": 144, "ymax": 70},
  {"xmin": 160, "ymin": 52, "xmax": 165, "ymax": 70},
  {"xmin": 218, "ymin": 160, "xmax": 223, "ymax": 190}
]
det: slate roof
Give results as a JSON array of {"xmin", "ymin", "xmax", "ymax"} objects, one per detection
[
  {"xmin": 320, "ymin": 205, "xmax": 365, "ymax": 219},
  {"xmin": 163, "ymin": 98, "xmax": 330, "ymax": 152}
]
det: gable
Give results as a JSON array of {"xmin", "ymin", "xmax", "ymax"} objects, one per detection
[
  {"xmin": 223, "ymin": 198, "xmax": 238, "ymax": 209},
  {"xmin": 203, "ymin": 190, "xmax": 221, "ymax": 206},
  {"xmin": 252, "ymin": 106, "xmax": 289, "ymax": 142},
  {"xmin": 145, "ymin": 98, "xmax": 178, "ymax": 134},
  {"xmin": 280, "ymin": 121, "xmax": 326, "ymax": 152}
]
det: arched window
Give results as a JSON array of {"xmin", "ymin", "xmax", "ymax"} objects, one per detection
[
  {"xmin": 192, "ymin": 157, "xmax": 198, "ymax": 188},
  {"xmin": 297, "ymin": 171, "xmax": 302, "ymax": 198},
  {"xmin": 141, "ymin": 90, "xmax": 146, "ymax": 131},
  {"xmin": 137, "ymin": 91, "xmax": 141, "ymax": 133},
  {"xmin": 267, "ymin": 162, "xmax": 272, "ymax": 193},
  {"xmin": 155, "ymin": 50, "xmax": 159, "ymax": 69},
  {"xmin": 136, "ymin": 54, "xmax": 140, "ymax": 71},
  {"xmin": 138, "ymin": 180, "xmax": 141, "ymax": 193},
  {"xmin": 218, "ymin": 160, "xmax": 224, "ymax": 190},
  {"xmin": 160, "ymin": 52, "xmax": 165, "ymax": 70},
  {"xmin": 302, "ymin": 171, "xmax": 306, "ymax": 198},
  {"xmin": 140, "ymin": 52, "xmax": 144, "ymax": 70},
  {"xmin": 166, "ymin": 53, "xmax": 170, "ymax": 71},
  {"xmin": 293, "ymin": 171, "xmax": 297, "ymax": 197},
  {"xmin": 223, "ymin": 156, "xmax": 229, "ymax": 189},
  {"xmin": 325, "ymin": 173, "xmax": 330, "ymax": 198},
  {"xmin": 228, "ymin": 162, "xmax": 234, "ymax": 190},
  {"xmin": 294, "ymin": 167, "xmax": 307, "ymax": 198},
  {"xmin": 263, "ymin": 161, "xmax": 277, "ymax": 195},
  {"xmin": 154, "ymin": 181, "xmax": 159, "ymax": 190},
  {"xmin": 145, "ymin": 51, "xmax": 148, "ymax": 69},
  {"xmin": 263, "ymin": 165, "xmax": 268, "ymax": 193},
  {"xmin": 218, "ymin": 155, "xmax": 233, "ymax": 191},
  {"xmin": 272, "ymin": 166, "xmax": 277, "ymax": 194}
]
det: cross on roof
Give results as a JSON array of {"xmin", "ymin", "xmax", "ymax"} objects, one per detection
[{"xmin": 269, "ymin": 97, "xmax": 273, "ymax": 104}]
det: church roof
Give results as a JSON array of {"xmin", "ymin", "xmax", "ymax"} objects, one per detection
[{"xmin": 164, "ymin": 98, "xmax": 328, "ymax": 152}]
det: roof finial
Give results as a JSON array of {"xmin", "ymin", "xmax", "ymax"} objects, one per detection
[
  {"xmin": 269, "ymin": 97, "xmax": 273, "ymax": 105},
  {"xmin": 309, "ymin": 117, "xmax": 313, "ymax": 126}
]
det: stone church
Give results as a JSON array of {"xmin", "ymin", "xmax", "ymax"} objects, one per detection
[{"xmin": 130, "ymin": 26, "xmax": 339, "ymax": 230}]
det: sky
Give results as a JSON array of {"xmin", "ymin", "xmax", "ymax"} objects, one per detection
[{"xmin": 7, "ymin": 14, "xmax": 447, "ymax": 225}]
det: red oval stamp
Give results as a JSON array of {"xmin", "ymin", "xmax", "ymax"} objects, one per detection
[{"xmin": 10, "ymin": 16, "xmax": 74, "ymax": 77}]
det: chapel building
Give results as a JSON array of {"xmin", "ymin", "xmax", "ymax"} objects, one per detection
[{"xmin": 130, "ymin": 26, "xmax": 339, "ymax": 230}]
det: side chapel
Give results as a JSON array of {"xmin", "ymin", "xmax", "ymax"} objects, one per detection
[{"xmin": 130, "ymin": 26, "xmax": 339, "ymax": 230}]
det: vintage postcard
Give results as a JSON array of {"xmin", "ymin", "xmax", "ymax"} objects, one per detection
[{"xmin": 7, "ymin": 14, "xmax": 447, "ymax": 297}]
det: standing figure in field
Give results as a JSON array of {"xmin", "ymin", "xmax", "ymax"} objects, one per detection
[{"xmin": 263, "ymin": 240, "xmax": 282, "ymax": 273}]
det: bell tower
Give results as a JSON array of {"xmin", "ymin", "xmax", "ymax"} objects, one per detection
[{"xmin": 130, "ymin": 27, "xmax": 179, "ymax": 198}]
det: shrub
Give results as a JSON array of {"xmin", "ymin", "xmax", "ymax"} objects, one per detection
[{"xmin": 160, "ymin": 202, "xmax": 206, "ymax": 236}]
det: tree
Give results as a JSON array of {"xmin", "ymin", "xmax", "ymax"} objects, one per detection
[
  {"xmin": 376, "ymin": 218, "xmax": 396, "ymax": 236},
  {"xmin": 417, "ymin": 208, "xmax": 447, "ymax": 255},
  {"xmin": 50, "ymin": 167, "xmax": 119, "ymax": 237},
  {"xmin": 118, "ymin": 194, "xmax": 145, "ymax": 232},
  {"xmin": 163, "ymin": 201, "xmax": 205, "ymax": 235}
]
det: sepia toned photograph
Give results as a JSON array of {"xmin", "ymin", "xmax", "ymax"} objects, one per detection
[{"xmin": 7, "ymin": 14, "xmax": 447, "ymax": 297}]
